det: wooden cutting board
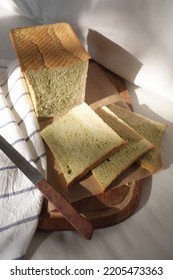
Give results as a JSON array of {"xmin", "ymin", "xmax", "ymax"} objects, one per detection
[
  {"xmin": 38, "ymin": 180, "xmax": 142, "ymax": 231},
  {"xmin": 37, "ymin": 61, "xmax": 142, "ymax": 231}
]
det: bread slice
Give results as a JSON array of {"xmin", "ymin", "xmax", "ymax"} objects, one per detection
[
  {"xmin": 92, "ymin": 106, "xmax": 154, "ymax": 189},
  {"xmin": 40, "ymin": 102, "xmax": 126, "ymax": 186},
  {"xmin": 108, "ymin": 104, "xmax": 167, "ymax": 172},
  {"xmin": 10, "ymin": 22, "xmax": 90, "ymax": 118}
]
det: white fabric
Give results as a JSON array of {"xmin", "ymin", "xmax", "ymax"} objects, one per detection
[
  {"xmin": 0, "ymin": 7, "xmax": 37, "ymax": 60},
  {"xmin": 1, "ymin": 0, "xmax": 173, "ymax": 102},
  {"xmin": 0, "ymin": 59, "xmax": 46, "ymax": 259}
]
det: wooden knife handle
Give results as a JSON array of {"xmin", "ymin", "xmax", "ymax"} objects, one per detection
[{"xmin": 36, "ymin": 179, "xmax": 93, "ymax": 240}]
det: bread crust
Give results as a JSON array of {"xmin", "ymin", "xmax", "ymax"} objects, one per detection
[
  {"xmin": 10, "ymin": 22, "xmax": 90, "ymax": 72},
  {"xmin": 108, "ymin": 104, "xmax": 167, "ymax": 172},
  {"xmin": 92, "ymin": 106, "xmax": 155, "ymax": 189},
  {"xmin": 41, "ymin": 103, "xmax": 126, "ymax": 187},
  {"xmin": 10, "ymin": 22, "xmax": 90, "ymax": 118}
]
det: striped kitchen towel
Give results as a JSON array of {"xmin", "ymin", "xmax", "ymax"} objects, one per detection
[{"xmin": 0, "ymin": 59, "xmax": 47, "ymax": 259}]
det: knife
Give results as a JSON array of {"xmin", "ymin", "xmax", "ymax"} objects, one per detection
[{"xmin": 0, "ymin": 135, "xmax": 93, "ymax": 240}]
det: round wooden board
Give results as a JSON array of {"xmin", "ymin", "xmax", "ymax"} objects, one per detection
[
  {"xmin": 37, "ymin": 181, "xmax": 142, "ymax": 231},
  {"xmin": 37, "ymin": 61, "xmax": 142, "ymax": 232}
]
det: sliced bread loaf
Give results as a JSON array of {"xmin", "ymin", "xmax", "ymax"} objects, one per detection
[
  {"xmin": 41, "ymin": 102, "xmax": 126, "ymax": 186},
  {"xmin": 92, "ymin": 106, "xmax": 154, "ymax": 189},
  {"xmin": 10, "ymin": 22, "xmax": 90, "ymax": 118},
  {"xmin": 108, "ymin": 104, "xmax": 167, "ymax": 172}
]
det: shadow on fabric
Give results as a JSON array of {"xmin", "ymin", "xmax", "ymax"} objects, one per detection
[{"xmin": 87, "ymin": 29, "xmax": 143, "ymax": 84}]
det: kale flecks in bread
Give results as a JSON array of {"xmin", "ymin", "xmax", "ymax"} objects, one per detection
[
  {"xmin": 108, "ymin": 104, "xmax": 167, "ymax": 172},
  {"xmin": 40, "ymin": 102, "xmax": 126, "ymax": 186},
  {"xmin": 92, "ymin": 106, "xmax": 155, "ymax": 189},
  {"xmin": 10, "ymin": 22, "xmax": 90, "ymax": 118}
]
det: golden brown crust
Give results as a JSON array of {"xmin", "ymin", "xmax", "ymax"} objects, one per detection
[
  {"xmin": 140, "ymin": 160, "xmax": 157, "ymax": 173},
  {"xmin": 10, "ymin": 22, "xmax": 90, "ymax": 72}
]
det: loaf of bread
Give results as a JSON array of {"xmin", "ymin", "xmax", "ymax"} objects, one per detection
[
  {"xmin": 92, "ymin": 106, "xmax": 154, "ymax": 189},
  {"xmin": 108, "ymin": 104, "xmax": 167, "ymax": 172},
  {"xmin": 41, "ymin": 102, "xmax": 126, "ymax": 186},
  {"xmin": 10, "ymin": 22, "xmax": 90, "ymax": 118}
]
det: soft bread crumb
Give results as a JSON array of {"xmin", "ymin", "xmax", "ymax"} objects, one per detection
[
  {"xmin": 108, "ymin": 104, "xmax": 167, "ymax": 172},
  {"xmin": 10, "ymin": 22, "xmax": 90, "ymax": 118},
  {"xmin": 41, "ymin": 102, "xmax": 126, "ymax": 186},
  {"xmin": 92, "ymin": 106, "xmax": 154, "ymax": 189}
]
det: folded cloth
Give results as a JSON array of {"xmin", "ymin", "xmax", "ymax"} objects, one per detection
[{"xmin": 0, "ymin": 59, "xmax": 47, "ymax": 259}]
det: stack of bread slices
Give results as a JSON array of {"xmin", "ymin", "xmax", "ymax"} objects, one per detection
[
  {"xmin": 40, "ymin": 102, "xmax": 166, "ymax": 189},
  {"xmin": 10, "ymin": 22, "xmax": 167, "ymax": 191}
]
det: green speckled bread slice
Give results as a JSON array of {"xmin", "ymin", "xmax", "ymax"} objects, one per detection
[
  {"xmin": 41, "ymin": 102, "xmax": 126, "ymax": 186},
  {"xmin": 92, "ymin": 106, "xmax": 154, "ymax": 189},
  {"xmin": 108, "ymin": 104, "xmax": 167, "ymax": 172}
]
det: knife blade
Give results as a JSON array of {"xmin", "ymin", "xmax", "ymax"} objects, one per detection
[{"xmin": 0, "ymin": 135, "xmax": 93, "ymax": 240}]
